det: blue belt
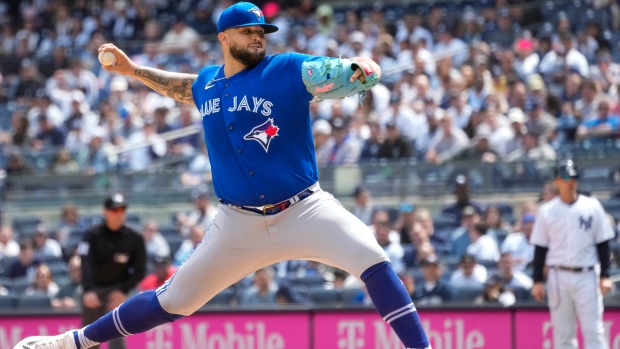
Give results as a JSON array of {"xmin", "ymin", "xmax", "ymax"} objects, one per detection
[{"xmin": 220, "ymin": 188, "xmax": 315, "ymax": 215}]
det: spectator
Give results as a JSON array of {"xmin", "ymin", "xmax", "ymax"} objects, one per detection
[
  {"xmin": 410, "ymin": 255, "xmax": 454, "ymax": 305},
  {"xmin": 138, "ymin": 256, "xmax": 176, "ymax": 291},
  {"xmin": 324, "ymin": 117, "xmax": 361, "ymax": 165},
  {"xmin": 576, "ymin": 98, "xmax": 620, "ymax": 143},
  {"xmin": 350, "ymin": 186, "xmax": 375, "ymax": 226},
  {"xmin": 9, "ymin": 239, "xmax": 40, "ymax": 279},
  {"xmin": 433, "ymin": 23, "xmax": 468, "ymax": 67},
  {"xmin": 126, "ymin": 118, "xmax": 167, "ymax": 171},
  {"xmin": 176, "ymin": 188, "xmax": 217, "ymax": 237},
  {"xmin": 160, "ymin": 17, "xmax": 200, "ymax": 59},
  {"xmin": 442, "ymin": 175, "xmax": 485, "ymax": 221},
  {"xmin": 64, "ymin": 119, "xmax": 91, "ymax": 153},
  {"xmin": 275, "ymin": 282, "xmax": 312, "ymax": 305},
  {"xmin": 524, "ymin": 100, "xmax": 557, "ymax": 141},
  {"xmin": 76, "ymin": 130, "xmax": 112, "ymax": 174},
  {"xmin": 413, "ymin": 207, "xmax": 450, "ymax": 248},
  {"xmin": 52, "ymin": 256, "xmax": 82, "ymax": 310},
  {"xmin": 174, "ymin": 225, "xmax": 205, "ymax": 267},
  {"xmin": 503, "ymin": 108, "xmax": 528, "ymax": 157},
  {"xmin": 313, "ymin": 119, "xmax": 333, "ymax": 165},
  {"xmin": 51, "ymin": 148, "xmax": 80, "ymax": 174},
  {"xmin": 0, "ymin": 225, "xmax": 20, "ymax": 259},
  {"xmin": 141, "ymin": 219, "xmax": 170, "ymax": 259},
  {"xmin": 589, "ymin": 50, "xmax": 620, "ymax": 93},
  {"xmin": 539, "ymin": 31, "xmax": 590, "ymax": 92},
  {"xmin": 466, "ymin": 222, "xmax": 500, "ymax": 262},
  {"xmin": 377, "ymin": 121, "xmax": 413, "ymax": 160},
  {"xmin": 425, "ymin": 113, "xmax": 469, "ymax": 164},
  {"xmin": 505, "ymin": 132, "xmax": 557, "ymax": 183},
  {"xmin": 497, "ymin": 252, "xmax": 533, "ymax": 291},
  {"xmin": 514, "ymin": 38, "xmax": 539, "ymax": 80},
  {"xmin": 394, "ymin": 203, "xmax": 415, "ymax": 244},
  {"xmin": 501, "ymin": 212, "xmax": 536, "ymax": 271},
  {"xmin": 483, "ymin": 205, "xmax": 513, "ymax": 244},
  {"xmin": 451, "ymin": 127, "xmax": 500, "ymax": 163},
  {"xmin": 25, "ymin": 264, "xmax": 59, "ymax": 298},
  {"xmin": 239, "ymin": 267, "xmax": 278, "ymax": 305},
  {"xmin": 370, "ymin": 210, "xmax": 404, "ymax": 275},
  {"xmin": 33, "ymin": 114, "xmax": 66, "ymax": 149},
  {"xmin": 403, "ymin": 222, "xmax": 432, "ymax": 268},
  {"xmin": 473, "ymin": 274, "xmax": 515, "ymax": 307},
  {"xmin": 447, "ymin": 92, "xmax": 473, "ymax": 129},
  {"xmin": 32, "ymin": 224, "xmax": 63, "ymax": 260},
  {"xmin": 575, "ymin": 79, "xmax": 601, "ymax": 122},
  {"xmin": 483, "ymin": 8, "xmax": 520, "ymax": 49},
  {"xmin": 153, "ymin": 107, "xmax": 172, "ymax": 134},
  {"xmin": 450, "ymin": 254, "xmax": 487, "ymax": 288},
  {"xmin": 10, "ymin": 110, "xmax": 34, "ymax": 148}
]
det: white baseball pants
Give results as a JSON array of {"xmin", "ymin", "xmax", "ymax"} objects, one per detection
[
  {"xmin": 156, "ymin": 185, "xmax": 389, "ymax": 315},
  {"xmin": 546, "ymin": 267, "xmax": 607, "ymax": 349}
]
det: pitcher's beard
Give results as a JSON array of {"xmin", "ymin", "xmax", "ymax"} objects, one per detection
[{"xmin": 230, "ymin": 43, "xmax": 266, "ymax": 67}]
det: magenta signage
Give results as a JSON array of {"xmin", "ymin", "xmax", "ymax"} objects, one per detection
[
  {"xmin": 515, "ymin": 309, "xmax": 620, "ymax": 348},
  {"xmin": 0, "ymin": 313, "xmax": 309, "ymax": 349},
  {"xmin": 313, "ymin": 311, "xmax": 511, "ymax": 349}
]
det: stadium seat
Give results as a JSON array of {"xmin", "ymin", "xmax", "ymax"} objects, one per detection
[
  {"xmin": 10, "ymin": 277, "xmax": 33, "ymax": 293},
  {"xmin": 477, "ymin": 259, "xmax": 498, "ymax": 268},
  {"xmin": 0, "ymin": 256, "xmax": 18, "ymax": 277},
  {"xmin": 12, "ymin": 216, "xmax": 43, "ymax": 238},
  {"xmin": 308, "ymin": 287, "xmax": 340, "ymax": 304},
  {"xmin": 80, "ymin": 214, "xmax": 104, "ymax": 227},
  {"xmin": 126, "ymin": 213, "xmax": 141, "ymax": 225},
  {"xmin": 453, "ymin": 285, "xmax": 484, "ymax": 302},
  {"xmin": 291, "ymin": 275, "xmax": 328, "ymax": 288},
  {"xmin": 205, "ymin": 288, "xmax": 234, "ymax": 306},
  {"xmin": 16, "ymin": 293, "xmax": 51, "ymax": 309},
  {"xmin": 341, "ymin": 288, "xmax": 363, "ymax": 304},
  {"xmin": 163, "ymin": 234, "xmax": 186, "ymax": 256},
  {"xmin": 47, "ymin": 262, "xmax": 68, "ymax": 277},
  {"xmin": 159, "ymin": 224, "xmax": 179, "ymax": 236},
  {"xmin": 510, "ymin": 286, "xmax": 531, "ymax": 301},
  {"xmin": 433, "ymin": 215, "xmax": 458, "ymax": 230},
  {"xmin": 0, "ymin": 294, "xmax": 15, "ymax": 308}
]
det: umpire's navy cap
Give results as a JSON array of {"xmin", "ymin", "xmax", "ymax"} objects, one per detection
[
  {"xmin": 104, "ymin": 193, "xmax": 128, "ymax": 209},
  {"xmin": 217, "ymin": 2, "xmax": 279, "ymax": 33},
  {"xmin": 555, "ymin": 159, "xmax": 580, "ymax": 179}
]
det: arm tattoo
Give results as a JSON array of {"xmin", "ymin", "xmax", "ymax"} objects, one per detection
[{"xmin": 134, "ymin": 68, "xmax": 198, "ymax": 105}]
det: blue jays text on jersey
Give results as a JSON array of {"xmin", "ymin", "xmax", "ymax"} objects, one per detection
[
  {"xmin": 191, "ymin": 53, "xmax": 324, "ymax": 207},
  {"xmin": 199, "ymin": 95, "xmax": 273, "ymax": 117}
]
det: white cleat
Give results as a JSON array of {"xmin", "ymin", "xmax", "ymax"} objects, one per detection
[{"xmin": 13, "ymin": 331, "xmax": 77, "ymax": 349}]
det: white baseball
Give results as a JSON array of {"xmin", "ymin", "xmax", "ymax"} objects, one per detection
[{"xmin": 98, "ymin": 51, "xmax": 117, "ymax": 66}]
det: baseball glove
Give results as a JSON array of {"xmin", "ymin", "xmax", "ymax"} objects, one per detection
[{"xmin": 301, "ymin": 56, "xmax": 381, "ymax": 102}]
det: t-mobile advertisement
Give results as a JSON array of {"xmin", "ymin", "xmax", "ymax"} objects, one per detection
[
  {"xmin": 0, "ymin": 313, "xmax": 310, "ymax": 349},
  {"xmin": 2, "ymin": 308, "xmax": 620, "ymax": 349},
  {"xmin": 515, "ymin": 309, "xmax": 620, "ymax": 349},
  {"xmin": 313, "ymin": 311, "xmax": 511, "ymax": 349}
]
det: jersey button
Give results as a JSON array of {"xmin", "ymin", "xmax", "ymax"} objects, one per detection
[
  {"xmin": 260, "ymin": 195, "xmax": 265, "ymax": 199},
  {"xmin": 228, "ymin": 125, "xmax": 233, "ymax": 130},
  {"xmin": 224, "ymin": 83, "xmax": 229, "ymax": 87},
  {"xmin": 225, "ymin": 93, "xmax": 229, "ymax": 97},
  {"xmin": 249, "ymin": 171, "xmax": 253, "ymax": 176},
  {"xmin": 237, "ymin": 148, "xmax": 242, "ymax": 154}
]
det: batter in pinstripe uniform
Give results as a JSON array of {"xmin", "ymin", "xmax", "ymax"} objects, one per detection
[{"xmin": 531, "ymin": 160, "xmax": 614, "ymax": 349}]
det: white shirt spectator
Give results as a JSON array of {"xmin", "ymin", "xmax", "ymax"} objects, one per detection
[
  {"xmin": 501, "ymin": 232, "xmax": 535, "ymax": 271},
  {"xmin": 467, "ymin": 235, "xmax": 500, "ymax": 262},
  {"xmin": 539, "ymin": 48, "xmax": 590, "ymax": 78},
  {"xmin": 515, "ymin": 53, "xmax": 540, "ymax": 79},
  {"xmin": 34, "ymin": 239, "xmax": 63, "ymax": 260},
  {"xmin": 447, "ymin": 104, "xmax": 473, "ymax": 129},
  {"xmin": 450, "ymin": 264, "xmax": 487, "ymax": 288},
  {"xmin": 427, "ymin": 126, "xmax": 470, "ymax": 162},
  {"xmin": 433, "ymin": 38, "xmax": 468, "ymax": 67},
  {"xmin": 126, "ymin": 127, "xmax": 167, "ymax": 171},
  {"xmin": 145, "ymin": 233, "xmax": 170, "ymax": 259}
]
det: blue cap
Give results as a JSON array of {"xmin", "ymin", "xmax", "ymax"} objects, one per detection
[
  {"xmin": 522, "ymin": 212, "xmax": 535, "ymax": 223},
  {"xmin": 217, "ymin": 2, "xmax": 279, "ymax": 33}
]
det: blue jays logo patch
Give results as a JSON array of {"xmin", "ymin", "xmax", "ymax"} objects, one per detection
[
  {"xmin": 248, "ymin": 7, "xmax": 263, "ymax": 20},
  {"xmin": 244, "ymin": 118, "xmax": 279, "ymax": 152}
]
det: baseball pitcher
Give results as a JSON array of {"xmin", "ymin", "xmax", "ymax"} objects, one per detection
[{"xmin": 14, "ymin": 2, "xmax": 430, "ymax": 349}]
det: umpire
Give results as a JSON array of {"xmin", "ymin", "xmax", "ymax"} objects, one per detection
[
  {"xmin": 531, "ymin": 160, "xmax": 614, "ymax": 349},
  {"xmin": 78, "ymin": 194, "xmax": 146, "ymax": 349}
]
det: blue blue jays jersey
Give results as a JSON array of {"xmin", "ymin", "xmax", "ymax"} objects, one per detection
[{"xmin": 192, "ymin": 53, "xmax": 322, "ymax": 206}]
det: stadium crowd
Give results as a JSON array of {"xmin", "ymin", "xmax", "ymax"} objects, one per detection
[
  {"xmin": 0, "ymin": 0, "xmax": 620, "ymax": 308},
  {"xmin": 0, "ymin": 0, "xmax": 619, "ymax": 183},
  {"xmin": 0, "ymin": 176, "xmax": 619, "ymax": 308}
]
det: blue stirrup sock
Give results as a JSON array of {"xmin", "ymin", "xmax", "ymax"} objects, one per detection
[
  {"xmin": 72, "ymin": 291, "xmax": 184, "ymax": 349},
  {"xmin": 362, "ymin": 262, "xmax": 430, "ymax": 349}
]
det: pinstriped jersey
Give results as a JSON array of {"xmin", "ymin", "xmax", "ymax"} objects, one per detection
[{"xmin": 530, "ymin": 195, "xmax": 614, "ymax": 267}]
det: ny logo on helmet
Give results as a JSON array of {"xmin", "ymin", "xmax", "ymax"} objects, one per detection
[
  {"xmin": 248, "ymin": 7, "xmax": 263, "ymax": 20},
  {"xmin": 244, "ymin": 118, "xmax": 279, "ymax": 152}
]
